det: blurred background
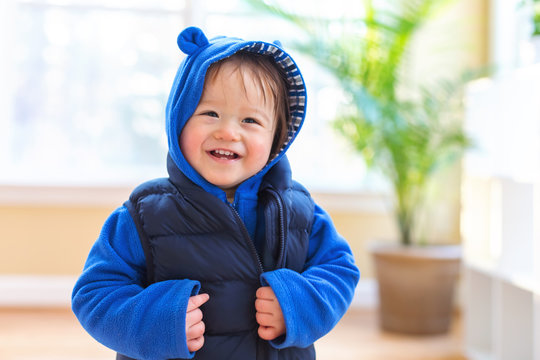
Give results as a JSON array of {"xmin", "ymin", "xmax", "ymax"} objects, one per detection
[{"xmin": 0, "ymin": 0, "xmax": 538, "ymax": 359}]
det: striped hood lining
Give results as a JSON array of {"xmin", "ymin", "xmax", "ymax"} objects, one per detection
[{"xmin": 239, "ymin": 43, "xmax": 307, "ymax": 159}]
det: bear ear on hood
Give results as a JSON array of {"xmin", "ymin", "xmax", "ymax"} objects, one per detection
[{"xmin": 177, "ymin": 26, "xmax": 210, "ymax": 55}]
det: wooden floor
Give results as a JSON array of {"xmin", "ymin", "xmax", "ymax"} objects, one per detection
[{"xmin": 0, "ymin": 307, "xmax": 467, "ymax": 360}]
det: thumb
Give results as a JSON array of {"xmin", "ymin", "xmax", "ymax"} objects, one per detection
[{"xmin": 187, "ymin": 293, "xmax": 210, "ymax": 312}]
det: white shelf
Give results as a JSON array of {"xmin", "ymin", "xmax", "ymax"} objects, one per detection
[
  {"xmin": 464, "ymin": 269, "xmax": 494, "ymax": 359},
  {"xmin": 462, "ymin": 64, "xmax": 540, "ymax": 360},
  {"xmin": 465, "ymin": 260, "xmax": 537, "ymax": 294},
  {"xmin": 496, "ymin": 281, "xmax": 534, "ymax": 360}
]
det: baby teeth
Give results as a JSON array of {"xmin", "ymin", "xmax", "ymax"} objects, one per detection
[{"xmin": 216, "ymin": 149, "xmax": 233, "ymax": 156}]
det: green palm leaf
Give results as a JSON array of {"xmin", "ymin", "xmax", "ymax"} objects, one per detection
[{"xmin": 246, "ymin": 0, "xmax": 476, "ymax": 245}]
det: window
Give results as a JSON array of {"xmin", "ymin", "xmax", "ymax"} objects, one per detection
[{"xmin": 1, "ymin": 0, "xmax": 383, "ymax": 192}]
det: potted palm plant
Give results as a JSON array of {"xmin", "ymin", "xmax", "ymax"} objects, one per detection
[{"xmin": 246, "ymin": 0, "xmax": 474, "ymax": 334}]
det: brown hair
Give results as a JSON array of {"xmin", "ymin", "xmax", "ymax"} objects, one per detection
[{"xmin": 205, "ymin": 51, "xmax": 290, "ymax": 158}]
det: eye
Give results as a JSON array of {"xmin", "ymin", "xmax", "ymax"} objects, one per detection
[
  {"xmin": 242, "ymin": 117, "xmax": 259, "ymax": 125},
  {"xmin": 202, "ymin": 111, "xmax": 218, "ymax": 118}
]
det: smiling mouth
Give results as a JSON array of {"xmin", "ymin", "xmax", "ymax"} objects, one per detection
[{"xmin": 209, "ymin": 149, "xmax": 239, "ymax": 160}]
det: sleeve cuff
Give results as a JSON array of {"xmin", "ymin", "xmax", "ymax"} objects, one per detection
[
  {"xmin": 174, "ymin": 281, "xmax": 201, "ymax": 358},
  {"xmin": 260, "ymin": 270, "xmax": 299, "ymax": 349}
]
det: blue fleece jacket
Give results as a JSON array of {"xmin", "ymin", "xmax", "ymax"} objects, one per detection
[{"xmin": 72, "ymin": 27, "xmax": 359, "ymax": 359}]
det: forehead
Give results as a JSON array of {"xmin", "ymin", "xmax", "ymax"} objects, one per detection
[
  {"xmin": 206, "ymin": 57, "xmax": 280, "ymax": 103},
  {"xmin": 203, "ymin": 63, "xmax": 264, "ymax": 100}
]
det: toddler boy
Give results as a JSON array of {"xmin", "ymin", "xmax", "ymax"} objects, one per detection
[{"xmin": 72, "ymin": 26, "xmax": 359, "ymax": 360}]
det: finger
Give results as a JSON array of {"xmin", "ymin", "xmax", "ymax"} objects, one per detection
[
  {"xmin": 258, "ymin": 325, "xmax": 279, "ymax": 341},
  {"xmin": 187, "ymin": 319, "xmax": 206, "ymax": 340},
  {"xmin": 187, "ymin": 293, "xmax": 210, "ymax": 312},
  {"xmin": 187, "ymin": 335, "xmax": 205, "ymax": 352},
  {"xmin": 256, "ymin": 286, "xmax": 273, "ymax": 300},
  {"xmin": 255, "ymin": 298, "xmax": 273, "ymax": 313},
  {"xmin": 186, "ymin": 308, "xmax": 203, "ymax": 328},
  {"xmin": 255, "ymin": 311, "xmax": 274, "ymax": 327}
]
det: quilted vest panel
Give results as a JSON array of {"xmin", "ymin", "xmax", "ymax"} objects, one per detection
[{"xmin": 120, "ymin": 173, "xmax": 315, "ymax": 360}]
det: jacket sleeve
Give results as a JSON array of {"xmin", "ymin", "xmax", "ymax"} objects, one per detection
[
  {"xmin": 71, "ymin": 206, "xmax": 201, "ymax": 360},
  {"xmin": 260, "ymin": 203, "xmax": 360, "ymax": 349}
]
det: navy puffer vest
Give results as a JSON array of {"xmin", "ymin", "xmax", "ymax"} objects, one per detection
[{"xmin": 119, "ymin": 159, "xmax": 315, "ymax": 360}]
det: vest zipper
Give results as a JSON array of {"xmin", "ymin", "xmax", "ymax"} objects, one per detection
[
  {"xmin": 229, "ymin": 203, "xmax": 264, "ymax": 274},
  {"xmin": 267, "ymin": 189, "xmax": 286, "ymax": 269}
]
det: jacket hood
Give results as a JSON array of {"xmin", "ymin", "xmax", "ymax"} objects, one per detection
[{"xmin": 165, "ymin": 26, "xmax": 307, "ymax": 202}]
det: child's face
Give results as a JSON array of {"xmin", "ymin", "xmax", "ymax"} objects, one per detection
[{"xmin": 180, "ymin": 61, "xmax": 276, "ymax": 199}]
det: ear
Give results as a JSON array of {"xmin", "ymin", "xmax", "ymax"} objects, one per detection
[
  {"xmin": 273, "ymin": 40, "xmax": 283, "ymax": 48},
  {"xmin": 177, "ymin": 26, "xmax": 210, "ymax": 55}
]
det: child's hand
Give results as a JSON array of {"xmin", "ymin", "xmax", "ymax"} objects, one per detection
[
  {"xmin": 186, "ymin": 293, "xmax": 210, "ymax": 352},
  {"xmin": 255, "ymin": 286, "xmax": 285, "ymax": 341}
]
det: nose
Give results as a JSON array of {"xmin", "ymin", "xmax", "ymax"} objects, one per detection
[{"xmin": 213, "ymin": 119, "xmax": 240, "ymax": 142}]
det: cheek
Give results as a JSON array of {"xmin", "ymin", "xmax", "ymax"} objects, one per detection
[
  {"xmin": 179, "ymin": 125, "xmax": 200, "ymax": 161},
  {"xmin": 252, "ymin": 132, "xmax": 275, "ymax": 163}
]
